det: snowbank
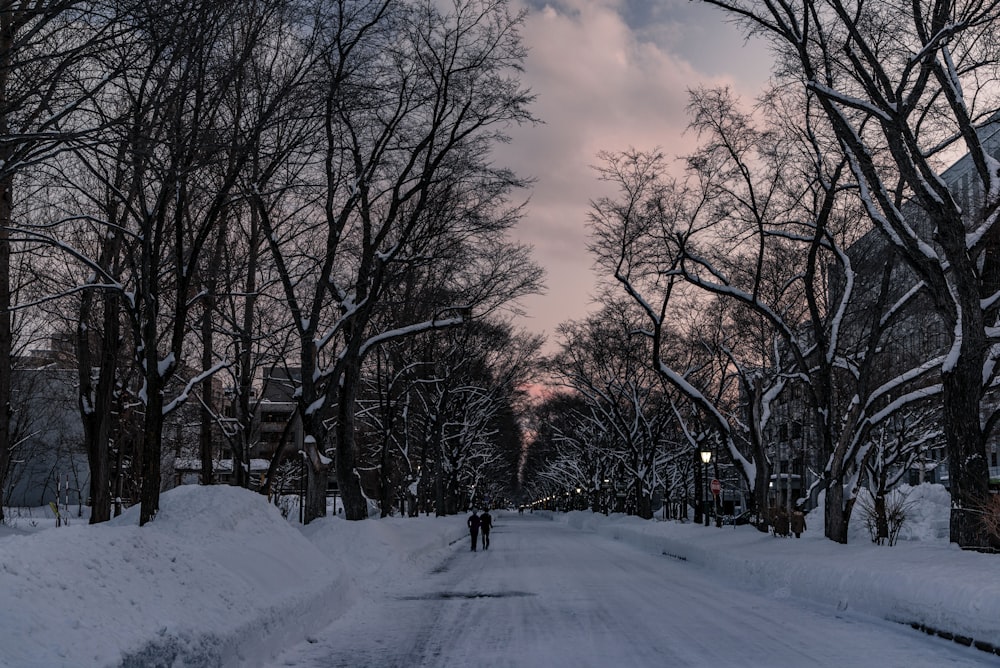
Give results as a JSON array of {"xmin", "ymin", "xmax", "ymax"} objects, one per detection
[
  {"xmin": 557, "ymin": 488, "xmax": 1000, "ymax": 649},
  {"xmin": 302, "ymin": 511, "xmax": 466, "ymax": 579},
  {"xmin": 0, "ymin": 486, "xmax": 344, "ymax": 668}
]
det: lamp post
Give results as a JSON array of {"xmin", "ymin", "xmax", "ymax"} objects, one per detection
[{"xmin": 700, "ymin": 449, "xmax": 712, "ymax": 527}]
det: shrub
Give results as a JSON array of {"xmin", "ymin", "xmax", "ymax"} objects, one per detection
[
  {"xmin": 858, "ymin": 488, "xmax": 912, "ymax": 546},
  {"xmin": 980, "ymin": 493, "xmax": 1000, "ymax": 549}
]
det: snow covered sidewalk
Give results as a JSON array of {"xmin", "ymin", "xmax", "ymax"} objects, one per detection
[{"xmin": 558, "ymin": 505, "xmax": 1000, "ymax": 653}]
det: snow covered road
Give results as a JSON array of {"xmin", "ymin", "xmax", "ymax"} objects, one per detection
[{"xmin": 267, "ymin": 514, "xmax": 991, "ymax": 668}]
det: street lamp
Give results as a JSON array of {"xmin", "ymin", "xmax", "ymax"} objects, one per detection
[{"xmin": 700, "ymin": 449, "xmax": 712, "ymax": 527}]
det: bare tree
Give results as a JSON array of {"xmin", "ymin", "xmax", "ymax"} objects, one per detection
[
  {"xmin": 530, "ymin": 391, "xmax": 615, "ymax": 513},
  {"xmin": 588, "ymin": 146, "xmax": 765, "ymax": 523},
  {"xmin": 0, "ymin": 0, "xmax": 119, "ymax": 523},
  {"xmin": 59, "ymin": 0, "xmax": 305, "ymax": 524},
  {"xmin": 548, "ymin": 303, "xmax": 676, "ymax": 519},
  {"xmin": 253, "ymin": 0, "xmax": 539, "ymax": 522},
  {"xmin": 861, "ymin": 407, "xmax": 943, "ymax": 541},
  {"xmin": 359, "ymin": 316, "xmax": 539, "ymax": 516},
  {"xmin": 591, "ymin": 88, "xmax": 946, "ymax": 542},
  {"xmin": 209, "ymin": 206, "xmax": 296, "ymax": 490},
  {"xmin": 703, "ymin": 0, "xmax": 1000, "ymax": 548}
]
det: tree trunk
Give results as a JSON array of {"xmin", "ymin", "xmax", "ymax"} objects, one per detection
[
  {"xmin": 753, "ymin": 456, "xmax": 770, "ymax": 533},
  {"xmin": 636, "ymin": 489, "xmax": 652, "ymax": 519},
  {"xmin": 199, "ymin": 303, "xmax": 215, "ymax": 486},
  {"xmin": 448, "ymin": 468, "xmax": 464, "ymax": 514},
  {"xmin": 82, "ymin": 406, "xmax": 113, "ymax": 524},
  {"xmin": 232, "ymin": 413, "xmax": 249, "ymax": 489},
  {"xmin": 77, "ymin": 288, "xmax": 120, "ymax": 524},
  {"xmin": 435, "ymin": 459, "xmax": 446, "ymax": 517},
  {"xmin": 139, "ymin": 386, "xmax": 165, "ymax": 526},
  {"xmin": 693, "ymin": 452, "xmax": 703, "ymax": 524},
  {"xmin": 0, "ymin": 17, "xmax": 12, "ymax": 520},
  {"xmin": 113, "ymin": 444, "xmax": 125, "ymax": 517},
  {"xmin": 429, "ymin": 391, "xmax": 448, "ymax": 517},
  {"xmin": 296, "ymin": 405, "xmax": 329, "ymax": 524},
  {"xmin": 234, "ymin": 210, "xmax": 260, "ymax": 489},
  {"xmin": 378, "ymin": 359, "xmax": 395, "ymax": 518},
  {"xmin": 199, "ymin": 225, "xmax": 227, "ymax": 485},
  {"xmin": 0, "ymin": 172, "xmax": 11, "ymax": 525},
  {"xmin": 823, "ymin": 478, "xmax": 848, "ymax": 544},
  {"xmin": 933, "ymin": 217, "xmax": 991, "ymax": 547},
  {"xmin": 416, "ymin": 440, "xmax": 430, "ymax": 516},
  {"xmin": 633, "ymin": 473, "xmax": 652, "ymax": 519},
  {"xmin": 379, "ymin": 429, "xmax": 393, "ymax": 517},
  {"xmin": 943, "ymin": 350, "xmax": 992, "ymax": 547},
  {"xmin": 304, "ymin": 463, "xmax": 327, "ymax": 522},
  {"xmin": 232, "ymin": 329, "xmax": 254, "ymax": 491},
  {"xmin": 875, "ymin": 494, "xmax": 888, "ymax": 544},
  {"xmin": 335, "ymin": 357, "xmax": 367, "ymax": 520}
]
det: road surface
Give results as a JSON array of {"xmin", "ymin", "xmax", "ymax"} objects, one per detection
[{"xmin": 267, "ymin": 513, "xmax": 993, "ymax": 667}]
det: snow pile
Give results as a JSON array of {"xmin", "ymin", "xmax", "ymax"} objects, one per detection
[
  {"xmin": 0, "ymin": 486, "xmax": 344, "ymax": 668},
  {"xmin": 881, "ymin": 483, "xmax": 951, "ymax": 542},
  {"xmin": 810, "ymin": 483, "xmax": 952, "ymax": 544},
  {"xmin": 303, "ymin": 512, "xmax": 465, "ymax": 581}
]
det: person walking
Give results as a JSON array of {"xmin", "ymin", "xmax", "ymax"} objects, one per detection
[
  {"xmin": 791, "ymin": 510, "xmax": 807, "ymax": 538},
  {"xmin": 467, "ymin": 510, "xmax": 481, "ymax": 551},
  {"xmin": 480, "ymin": 510, "xmax": 493, "ymax": 550}
]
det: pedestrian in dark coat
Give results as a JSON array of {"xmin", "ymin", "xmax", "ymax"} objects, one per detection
[
  {"xmin": 770, "ymin": 505, "xmax": 790, "ymax": 537},
  {"xmin": 480, "ymin": 510, "xmax": 493, "ymax": 550},
  {"xmin": 467, "ymin": 511, "xmax": 481, "ymax": 551},
  {"xmin": 791, "ymin": 510, "xmax": 807, "ymax": 538}
]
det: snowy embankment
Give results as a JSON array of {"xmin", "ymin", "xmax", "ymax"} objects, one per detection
[
  {"xmin": 0, "ymin": 486, "xmax": 461, "ymax": 668},
  {"xmin": 556, "ymin": 487, "xmax": 1000, "ymax": 652}
]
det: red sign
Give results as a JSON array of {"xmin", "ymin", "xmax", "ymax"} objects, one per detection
[{"xmin": 710, "ymin": 479, "xmax": 721, "ymax": 496}]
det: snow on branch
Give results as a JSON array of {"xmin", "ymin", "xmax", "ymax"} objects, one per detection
[
  {"xmin": 806, "ymin": 81, "xmax": 895, "ymax": 123},
  {"xmin": 863, "ymin": 354, "xmax": 945, "ymax": 418},
  {"xmin": 866, "ymin": 383, "xmax": 943, "ymax": 429},
  {"xmin": 655, "ymin": 357, "xmax": 754, "ymax": 480},
  {"xmin": 880, "ymin": 280, "xmax": 925, "ymax": 329},
  {"xmin": 358, "ymin": 310, "xmax": 469, "ymax": 359},
  {"xmin": 162, "ymin": 360, "xmax": 231, "ymax": 416},
  {"xmin": 677, "ymin": 252, "xmax": 799, "ymax": 345}
]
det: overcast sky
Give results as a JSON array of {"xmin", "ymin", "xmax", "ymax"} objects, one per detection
[{"xmin": 495, "ymin": 0, "xmax": 774, "ymax": 351}]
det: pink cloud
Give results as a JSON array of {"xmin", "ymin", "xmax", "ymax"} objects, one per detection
[{"xmin": 495, "ymin": 0, "xmax": 772, "ymax": 351}]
